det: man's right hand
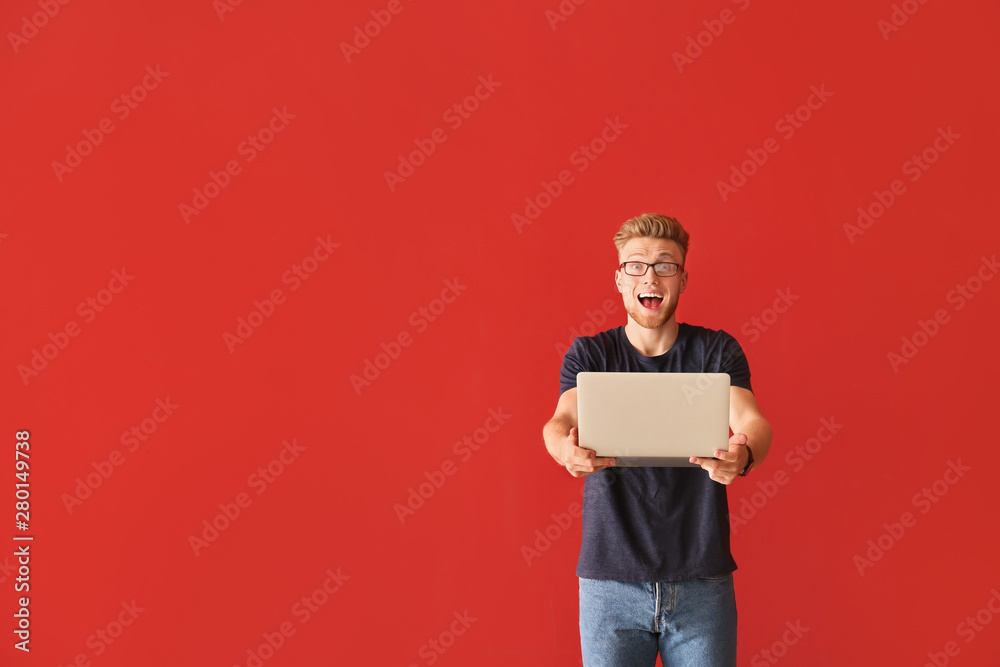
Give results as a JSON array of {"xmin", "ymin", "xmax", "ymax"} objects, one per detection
[{"xmin": 561, "ymin": 427, "xmax": 617, "ymax": 477}]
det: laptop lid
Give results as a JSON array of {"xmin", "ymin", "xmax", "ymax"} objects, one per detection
[{"xmin": 577, "ymin": 372, "xmax": 731, "ymax": 467}]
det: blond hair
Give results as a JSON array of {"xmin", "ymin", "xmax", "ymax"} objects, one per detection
[{"xmin": 613, "ymin": 213, "xmax": 689, "ymax": 263}]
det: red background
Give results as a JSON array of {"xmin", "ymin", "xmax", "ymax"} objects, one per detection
[{"xmin": 3, "ymin": 0, "xmax": 1000, "ymax": 665}]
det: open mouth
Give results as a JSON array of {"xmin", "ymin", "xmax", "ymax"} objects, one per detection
[{"xmin": 638, "ymin": 292, "xmax": 664, "ymax": 310}]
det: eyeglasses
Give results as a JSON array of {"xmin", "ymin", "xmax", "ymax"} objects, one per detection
[{"xmin": 619, "ymin": 261, "xmax": 684, "ymax": 277}]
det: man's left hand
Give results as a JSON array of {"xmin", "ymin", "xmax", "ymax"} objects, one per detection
[{"xmin": 689, "ymin": 433, "xmax": 749, "ymax": 485}]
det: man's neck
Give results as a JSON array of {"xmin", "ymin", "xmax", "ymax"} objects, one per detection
[{"xmin": 624, "ymin": 318, "xmax": 681, "ymax": 357}]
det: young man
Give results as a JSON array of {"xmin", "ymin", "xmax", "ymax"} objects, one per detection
[{"xmin": 542, "ymin": 213, "xmax": 772, "ymax": 667}]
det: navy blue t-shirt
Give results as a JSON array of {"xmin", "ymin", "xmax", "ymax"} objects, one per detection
[{"xmin": 559, "ymin": 322, "xmax": 753, "ymax": 582}]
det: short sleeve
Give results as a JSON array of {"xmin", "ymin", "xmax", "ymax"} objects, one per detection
[
  {"xmin": 720, "ymin": 333, "xmax": 752, "ymax": 392},
  {"xmin": 559, "ymin": 337, "xmax": 591, "ymax": 395}
]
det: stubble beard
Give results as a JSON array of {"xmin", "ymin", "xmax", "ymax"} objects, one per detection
[{"xmin": 625, "ymin": 297, "xmax": 677, "ymax": 330}]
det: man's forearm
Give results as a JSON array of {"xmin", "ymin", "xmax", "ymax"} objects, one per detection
[
  {"xmin": 741, "ymin": 417, "xmax": 772, "ymax": 471},
  {"xmin": 543, "ymin": 417, "xmax": 572, "ymax": 465}
]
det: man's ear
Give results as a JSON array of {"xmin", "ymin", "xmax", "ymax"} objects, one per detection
[
  {"xmin": 679, "ymin": 270, "xmax": 688, "ymax": 294},
  {"xmin": 614, "ymin": 269, "xmax": 622, "ymax": 293}
]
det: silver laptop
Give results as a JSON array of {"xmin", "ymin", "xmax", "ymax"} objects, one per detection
[{"xmin": 577, "ymin": 372, "xmax": 731, "ymax": 466}]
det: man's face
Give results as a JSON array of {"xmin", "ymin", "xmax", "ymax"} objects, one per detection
[{"xmin": 615, "ymin": 237, "xmax": 687, "ymax": 330}]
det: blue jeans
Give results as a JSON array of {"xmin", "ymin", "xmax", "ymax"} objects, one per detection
[{"xmin": 579, "ymin": 575, "xmax": 737, "ymax": 667}]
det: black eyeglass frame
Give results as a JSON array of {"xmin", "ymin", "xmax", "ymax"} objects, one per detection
[{"xmin": 618, "ymin": 261, "xmax": 685, "ymax": 277}]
